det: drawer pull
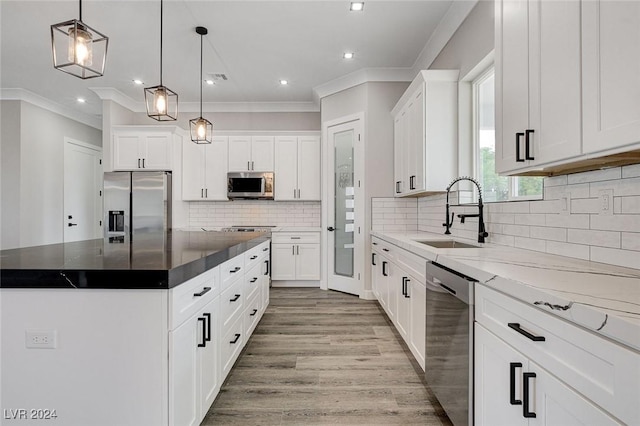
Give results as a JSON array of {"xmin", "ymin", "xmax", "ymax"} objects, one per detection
[
  {"xmin": 197, "ymin": 317, "xmax": 206, "ymax": 348},
  {"xmin": 250, "ymin": 277, "xmax": 258, "ymax": 283},
  {"xmin": 230, "ymin": 266, "xmax": 241, "ymax": 273},
  {"xmin": 230, "ymin": 294, "xmax": 241, "ymax": 302},
  {"xmin": 250, "ymin": 255, "xmax": 258, "ymax": 260},
  {"xmin": 523, "ymin": 372, "xmax": 537, "ymax": 418},
  {"xmin": 290, "ymin": 237, "xmax": 301, "ymax": 240},
  {"xmin": 193, "ymin": 287, "xmax": 212, "ymax": 297},
  {"xmin": 372, "ymin": 242, "xmax": 378, "ymax": 245},
  {"xmin": 230, "ymin": 333, "xmax": 241, "ymax": 344},
  {"xmin": 263, "ymin": 247, "xmax": 269, "ymax": 251},
  {"xmin": 382, "ymin": 248, "xmax": 390, "ymax": 252},
  {"xmin": 250, "ymin": 309, "xmax": 258, "ymax": 316},
  {"xmin": 508, "ymin": 323, "xmax": 545, "ymax": 342},
  {"xmin": 510, "ymin": 362, "xmax": 523, "ymax": 405}
]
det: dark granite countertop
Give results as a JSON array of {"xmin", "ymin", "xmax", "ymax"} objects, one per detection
[{"xmin": 0, "ymin": 231, "xmax": 269, "ymax": 289}]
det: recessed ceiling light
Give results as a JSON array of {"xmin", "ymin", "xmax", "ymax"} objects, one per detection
[
  {"xmin": 350, "ymin": 2, "xmax": 364, "ymax": 12},
  {"xmin": 343, "ymin": 52, "xmax": 354, "ymax": 59},
  {"xmin": 133, "ymin": 79, "xmax": 143, "ymax": 85},
  {"xmin": 280, "ymin": 80, "xmax": 288, "ymax": 85},
  {"xmin": 205, "ymin": 80, "xmax": 214, "ymax": 85},
  {"xmin": 77, "ymin": 98, "xmax": 86, "ymax": 103}
]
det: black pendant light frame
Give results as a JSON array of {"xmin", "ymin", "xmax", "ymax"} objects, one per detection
[
  {"xmin": 51, "ymin": 0, "xmax": 109, "ymax": 79},
  {"xmin": 190, "ymin": 26, "xmax": 213, "ymax": 144},
  {"xmin": 145, "ymin": 0, "xmax": 178, "ymax": 121}
]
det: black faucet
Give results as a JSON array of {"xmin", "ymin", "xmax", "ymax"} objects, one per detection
[{"xmin": 442, "ymin": 176, "xmax": 489, "ymax": 243}]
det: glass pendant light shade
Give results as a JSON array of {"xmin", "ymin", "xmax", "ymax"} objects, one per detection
[
  {"xmin": 190, "ymin": 26, "xmax": 213, "ymax": 143},
  {"xmin": 145, "ymin": 85, "xmax": 178, "ymax": 121},
  {"xmin": 51, "ymin": 18, "xmax": 108, "ymax": 79},
  {"xmin": 190, "ymin": 117, "xmax": 213, "ymax": 144},
  {"xmin": 145, "ymin": 0, "xmax": 178, "ymax": 121}
]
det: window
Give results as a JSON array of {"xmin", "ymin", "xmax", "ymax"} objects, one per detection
[{"xmin": 473, "ymin": 67, "xmax": 542, "ymax": 202}]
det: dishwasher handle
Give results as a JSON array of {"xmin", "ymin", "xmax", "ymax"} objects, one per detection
[{"xmin": 426, "ymin": 262, "xmax": 475, "ymax": 304}]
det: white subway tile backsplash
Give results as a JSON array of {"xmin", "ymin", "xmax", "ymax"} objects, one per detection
[
  {"xmin": 590, "ymin": 176, "xmax": 640, "ymax": 198},
  {"xmin": 590, "ymin": 246, "xmax": 640, "ymax": 270},
  {"xmin": 545, "ymin": 214, "xmax": 590, "ymax": 229},
  {"xmin": 514, "ymin": 237, "xmax": 546, "ymax": 252},
  {"xmin": 529, "ymin": 226, "xmax": 568, "ymax": 242},
  {"xmin": 622, "ymin": 164, "xmax": 640, "ymax": 178},
  {"xmin": 544, "ymin": 175, "xmax": 568, "ymax": 187},
  {"xmin": 546, "ymin": 241, "xmax": 590, "ymax": 260},
  {"xmin": 570, "ymin": 198, "xmax": 600, "ymax": 214},
  {"xmin": 501, "ymin": 224, "xmax": 530, "ymax": 237},
  {"xmin": 591, "ymin": 214, "xmax": 640, "ymax": 233},
  {"xmin": 566, "ymin": 183, "xmax": 591, "ymax": 199},
  {"xmin": 371, "ymin": 198, "xmax": 418, "ymax": 232},
  {"xmin": 622, "ymin": 233, "xmax": 640, "ymax": 251},
  {"xmin": 567, "ymin": 229, "xmax": 620, "ymax": 248},
  {"xmin": 621, "ymin": 196, "xmax": 640, "ymax": 214},
  {"xmin": 530, "ymin": 200, "xmax": 561, "ymax": 214},
  {"xmin": 514, "ymin": 214, "xmax": 546, "ymax": 226},
  {"xmin": 188, "ymin": 200, "xmax": 321, "ymax": 228},
  {"xmin": 567, "ymin": 167, "xmax": 621, "ymax": 184}
]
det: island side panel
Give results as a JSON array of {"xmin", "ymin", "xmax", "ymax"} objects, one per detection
[{"xmin": 0, "ymin": 288, "xmax": 169, "ymax": 426}]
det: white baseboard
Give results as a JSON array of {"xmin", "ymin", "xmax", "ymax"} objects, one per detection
[
  {"xmin": 271, "ymin": 280, "xmax": 320, "ymax": 288},
  {"xmin": 360, "ymin": 290, "xmax": 376, "ymax": 300}
]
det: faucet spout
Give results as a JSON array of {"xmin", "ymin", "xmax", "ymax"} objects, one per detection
[{"xmin": 444, "ymin": 176, "xmax": 489, "ymax": 244}]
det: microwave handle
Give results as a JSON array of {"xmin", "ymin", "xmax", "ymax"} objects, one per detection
[{"xmin": 261, "ymin": 176, "xmax": 266, "ymax": 194}]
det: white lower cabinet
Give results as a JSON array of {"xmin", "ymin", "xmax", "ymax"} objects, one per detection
[
  {"xmin": 407, "ymin": 277, "xmax": 426, "ymax": 369},
  {"xmin": 271, "ymin": 232, "xmax": 320, "ymax": 282}
]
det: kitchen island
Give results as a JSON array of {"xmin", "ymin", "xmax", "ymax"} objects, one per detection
[{"xmin": 0, "ymin": 231, "xmax": 271, "ymax": 426}]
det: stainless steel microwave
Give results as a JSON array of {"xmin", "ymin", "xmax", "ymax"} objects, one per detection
[{"xmin": 227, "ymin": 172, "xmax": 274, "ymax": 199}]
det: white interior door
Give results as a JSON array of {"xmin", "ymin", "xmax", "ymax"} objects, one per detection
[
  {"xmin": 64, "ymin": 139, "xmax": 102, "ymax": 243},
  {"xmin": 326, "ymin": 118, "xmax": 363, "ymax": 296}
]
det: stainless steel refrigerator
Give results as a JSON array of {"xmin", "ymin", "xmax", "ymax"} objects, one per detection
[{"xmin": 103, "ymin": 171, "xmax": 172, "ymax": 242}]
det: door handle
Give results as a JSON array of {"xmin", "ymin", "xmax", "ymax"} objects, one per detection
[
  {"xmin": 516, "ymin": 132, "xmax": 525, "ymax": 162},
  {"xmin": 251, "ymin": 161, "xmax": 254, "ymax": 170},
  {"xmin": 410, "ymin": 175, "xmax": 416, "ymax": 190},
  {"xmin": 327, "ymin": 227, "xmax": 335, "ymax": 232},
  {"xmin": 523, "ymin": 372, "xmax": 537, "ymax": 418},
  {"xmin": 509, "ymin": 362, "xmax": 523, "ymax": 405},
  {"xmin": 248, "ymin": 161, "xmax": 250, "ymax": 170},
  {"xmin": 396, "ymin": 181, "xmax": 401, "ymax": 194},
  {"xmin": 201, "ymin": 188, "xmax": 204, "ymax": 198},
  {"xmin": 138, "ymin": 158, "xmax": 141, "ymax": 168},
  {"xmin": 405, "ymin": 278, "xmax": 410, "ymax": 298},
  {"xmin": 68, "ymin": 223, "xmax": 78, "ymax": 227},
  {"xmin": 203, "ymin": 313, "xmax": 211, "ymax": 342},
  {"xmin": 205, "ymin": 188, "xmax": 208, "ymax": 198},
  {"xmin": 197, "ymin": 317, "xmax": 206, "ymax": 348},
  {"xmin": 296, "ymin": 245, "xmax": 299, "ymax": 255},
  {"xmin": 525, "ymin": 129, "xmax": 535, "ymax": 160},
  {"xmin": 372, "ymin": 253, "xmax": 376, "ymax": 266},
  {"xmin": 401, "ymin": 277, "xmax": 407, "ymax": 296},
  {"xmin": 382, "ymin": 261, "xmax": 388, "ymax": 277},
  {"xmin": 264, "ymin": 260, "xmax": 270, "ymax": 275}
]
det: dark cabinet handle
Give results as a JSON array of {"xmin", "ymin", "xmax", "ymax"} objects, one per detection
[
  {"xmin": 410, "ymin": 175, "xmax": 416, "ymax": 190},
  {"xmin": 382, "ymin": 248, "xmax": 389, "ymax": 252},
  {"xmin": 230, "ymin": 333, "xmax": 241, "ymax": 344},
  {"xmin": 405, "ymin": 278, "xmax": 410, "ymax": 298},
  {"xmin": 250, "ymin": 255, "xmax": 258, "ymax": 260},
  {"xmin": 401, "ymin": 277, "xmax": 407, "ymax": 296},
  {"xmin": 250, "ymin": 277, "xmax": 258, "ymax": 283},
  {"xmin": 230, "ymin": 294, "xmax": 241, "ymax": 302},
  {"xmin": 525, "ymin": 129, "xmax": 535, "ymax": 160},
  {"xmin": 510, "ymin": 362, "xmax": 523, "ymax": 405},
  {"xmin": 205, "ymin": 188, "xmax": 208, "ymax": 198},
  {"xmin": 68, "ymin": 223, "xmax": 78, "ymax": 227},
  {"xmin": 523, "ymin": 372, "xmax": 537, "ymax": 418},
  {"xmin": 201, "ymin": 188, "xmax": 204, "ymax": 198},
  {"xmin": 230, "ymin": 266, "xmax": 241, "ymax": 273},
  {"xmin": 263, "ymin": 247, "xmax": 269, "ymax": 251},
  {"xmin": 193, "ymin": 287, "xmax": 211, "ymax": 297},
  {"xmin": 142, "ymin": 158, "xmax": 145, "ymax": 168},
  {"xmin": 327, "ymin": 227, "xmax": 335, "ymax": 232},
  {"xmin": 250, "ymin": 309, "xmax": 258, "ymax": 316},
  {"xmin": 382, "ymin": 261, "xmax": 388, "ymax": 277},
  {"xmin": 138, "ymin": 158, "xmax": 141, "ymax": 168},
  {"xmin": 197, "ymin": 317, "xmax": 206, "ymax": 348},
  {"xmin": 516, "ymin": 132, "xmax": 525, "ymax": 162},
  {"xmin": 372, "ymin": 253, "xmax": 376, "ymax": 266},
  {"xmin": 203, "ymin": 313, "xmax": 211, "ymax": 342},
  {"xmin": 372, "ymin": 242, "xmax": 378, "ymax": 245},
  {"xmin": 508, "ymin": 323, "xmax": 545, "ymax": 342},
  {"xmin": 396, "ymin": 181, "xmax": 401, "ymax": 194},
  {"xmin": 264, "ymin": 260, "xmax": 270, "ymax": 275}
]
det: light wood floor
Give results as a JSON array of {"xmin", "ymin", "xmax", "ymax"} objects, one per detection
[{"xmin": 203, "ymin": 288, "xmax": 452, "ymax": 425}]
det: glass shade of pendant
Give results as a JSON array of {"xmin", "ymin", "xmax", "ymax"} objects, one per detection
[
  {"xmin": 144, "ymin": 85, "xmax": 178, "ymax": 121},
  {"xmin": 190, "ymin": 117, "xmax": 213, "ymax": 144},
  {"xmin": 51, "ymin": 19, "xmax": 108, "ymax": 79}
]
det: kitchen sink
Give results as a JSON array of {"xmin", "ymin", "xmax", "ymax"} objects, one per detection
[{"xmin": 414, "ymin": 240, "xmax": 480, "ymax": 249}]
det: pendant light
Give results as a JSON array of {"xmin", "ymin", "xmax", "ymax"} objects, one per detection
[
  {"xmin": 50, "ymin": 0, "xmax": 109, "ymax": 79},
  {"xmin": 190, "ymin": 27, "xmax": 213, "ymax": 144},
  {"xmin": 144, "ymin": 0, "xmax": 178, "ymax": 121}
]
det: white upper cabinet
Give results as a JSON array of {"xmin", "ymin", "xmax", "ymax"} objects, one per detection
[
  {"xmin": 392, "ymin": 70, "xmax": 458, "ymax": 196},
  {"xmin": 228, "ymin": 136, "xmax": 274, "ymax": 172},
  {"xmin": 582, "ymin": 1, "xmax": 640, "ymax": 155},
  {"xmin": 495, "ymin": 0, "xmax": 582, "ymax": 174},
  {"xmin": 112, "ymin": 127, "xmax": 177, "ymax": 171},
  {"xmin": 275, "ymin": 135, "xmax": 321, "ymax": 201},
  {"xmin": 182, "ymin": 136, "xmax": 228, "ymax": 201}
]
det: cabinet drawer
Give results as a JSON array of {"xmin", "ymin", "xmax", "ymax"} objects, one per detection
[
  {"xmin": 395, "ymin": 248, "xmax": 427, "ymax": 284},
  {"xmin": 244, "ymin": 241, "xmax": 269, "ymax": 271},
  {"xmin": 220, "ymin": 279, "xmax": 244, "ymax": 329},
  {"xmin": 220, "ymin": 255, "xmax": 245, "ymax": 291},
  {"xmin": 476, "ymin": 284, "xmax": 640, "ymax": 425},
  {"xmin": 244, "ymin": 261, "xmax": 262, "ymax": 302},
  {"xmin": 272, "ymin": 232, "xmax": 319, "ymax": 244},
  {"xmin": 169, "ymin": 267, "xmax": 219, "ymax": 330},
  {"xmin": 243, "ymin": 290, "xmax": 262, "ymax": 338},
  {"xmin": 221, "ymin": 315, "xmax": 244, "ymax": 376},
  {"xmin": 371, "ymin": 237, "xmax": 396, "ymax": 262}
]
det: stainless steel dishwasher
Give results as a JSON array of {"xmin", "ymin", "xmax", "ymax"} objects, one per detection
[{"xmin": 425, "ymin": 262, "xmax": 476, "ymax": 426}]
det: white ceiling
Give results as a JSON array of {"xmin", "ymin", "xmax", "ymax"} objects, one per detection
[{"xmin": 1, "ymin": 0, "xmax": 465, "ymax": 124}]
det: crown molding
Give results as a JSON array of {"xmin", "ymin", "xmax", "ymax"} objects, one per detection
[
  {"xmin": 313, "ymin": 67, "xmax": 416, "ymax": 100},
  {"xmin": 88, "ymin": 87, "xmax": 140, "ymax": 112},
  {"xmin": 0, "ymin": 88, "xmax": 102, "ymax": 130}
]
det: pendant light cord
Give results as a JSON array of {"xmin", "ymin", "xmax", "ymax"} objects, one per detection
[
  {"xmin": 160, "ymin": 0, "xmax": 163, "ymax": 86},
  {"xmin": 199, "ymin": 33, "xmax": 203, "ymax": 118}
]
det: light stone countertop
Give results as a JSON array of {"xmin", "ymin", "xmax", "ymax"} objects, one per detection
[{"xmin": 371, "ymin": 230, "xmax": 640, "ymax": 352}]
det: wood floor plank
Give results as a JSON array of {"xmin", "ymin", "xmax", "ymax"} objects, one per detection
[{"xmin": 205, "ymin": 287, "xmax": 451, "ymax": 425}]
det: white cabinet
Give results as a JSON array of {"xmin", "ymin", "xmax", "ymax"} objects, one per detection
[
  {"xmin": 182, "ymin": 136, "xmax": 228, "ymax": 200},
  {"xmin": 582, "ymin": 1, "xmax": 640, "ymax": 155},
  {"xmin": 475, "ymin": 324, "xmax": 620, "ymax": 426},
  {"xmin": 271, "ymin": 232, "xmax": 320, "ymax": 281},
  {"xmin": 407, "ymin": 277, "xmax": 426, "ymax": 369},
  {"xmin": 228, "ymin": 136, "xmax": 274, "ymax": 172},
  {"xmin": 495, "ymin": 0, "xmax": 582, "ymax": 174},
  {"xmin": 275, "ymin": 136, "xmax": 321, "ymax": 201},
  {"xmin": 392, "ymin": 70, "xmax": 458, "ymax": 196},
  {"xmin": 475, "ymin": 284, "xmax": 640, "ymax": 425},
  {"xmin": 113, "ymin": 127, "xmax": 178, "ymax": 171}
]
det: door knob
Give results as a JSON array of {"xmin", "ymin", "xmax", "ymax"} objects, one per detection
[
  {"xmin": 327, "ymin": 226, "xmax": 335, "ymax": 232},
  {"xmin": 68, "ymin": 215, "xmax": 73, "ymax": 219},
  {"xmin": 68, "ymin": 223, "xmax": 78, "ymax": 227}
]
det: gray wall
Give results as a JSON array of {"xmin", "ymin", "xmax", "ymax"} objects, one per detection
[
  {"xmin": 430, "ymin": 0, "xmax": 494, "ymax": 77},
  {"xmin": 1, "ymin": 101, "xmax": 22, "ymax": 249},
  {"xmin": 0, "ymin": 101, "xmax": 102, "ymax": 249}
]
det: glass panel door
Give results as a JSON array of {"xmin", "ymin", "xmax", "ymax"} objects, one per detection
[{"xmin": 334, "ymin": 129, "xmax": 354, "ymax": 278}]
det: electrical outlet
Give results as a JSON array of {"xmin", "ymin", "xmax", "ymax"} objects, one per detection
[
  {"xmin": 599, "ymin": 189, "xmax": 614, "ymax": 216},
  {"xmin": 25, "ymin": 330, "xmax": 57, "ymax": 349},
  {"xmin": 559, "ymin": 191, "xmax": 570, "ymax": 216}
]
